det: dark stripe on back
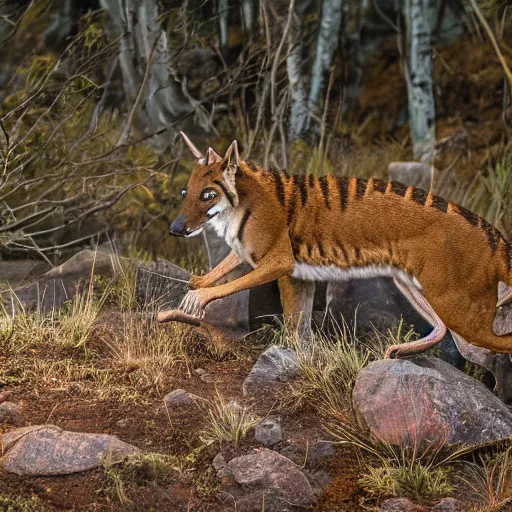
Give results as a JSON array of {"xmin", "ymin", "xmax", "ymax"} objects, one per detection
[
  {"xmin": 270, "ymin": 170, "xmax": 286, "ymax": 206},
  {"xmin": 294, "ymin": 175, "xmax": 308, "ymax": 206},
  {"xmin": 431, "ymin": 195, "xmax": 448, "ymax": 213},
  {"xmin": 338, "ymin": 243, "xmax": 349, "ymax": 262},
  {"xmin": 287, "ymin": 191, "xmax": 297, "ymax": 225},
  {"xmin": 318, "ymin": 244, "xmax": 325, "ymax": 259},
  {"xmin": 213, "ymin": 179, "xmax": 235, "ymax": 207},
  {"xmin": 412, "ymin": 187, "xmax": 429, "ymax": 205},
  {"xmin": 481, "ymin": 219, "xmax": 501, "ymax": 254},
  {"xmin": 308, "ymin": 175, "xmax": 316, "ymax": 189},
  {"xmin": 307, "ymin": 244, "xmax": 314, "ymax": 258},
  {"xmin": 373, "ymin": 180, "xmax": 388, "ymax": 194},
  {"xmin": 319, "ymin": 177, "xmax": 330, "ymax": 208},
  {"xmin": 389, "ymin": 181, "xmax": 408, "ymax": 197},
  {"xmin": 356, "ymin": 179, "xmax": 367, "ymax": 198},
  {"xmin": 457, "ymin": 205, "xmax": 480, "ymax": 227},
  {"xmin": 237, "ymin": 209, "xmax": 251, "ymax": 241},
  {"xmin": 337, "ymin": 177, "xmax": 349, "ymax": 210}
]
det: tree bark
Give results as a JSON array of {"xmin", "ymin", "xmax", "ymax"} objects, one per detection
[
  {"xmin": 287, "ymin": 6, "xmax": 308, "ymax": 140},
  {"xmin": 404, "ymin": 0, "xmax": 438, "ymax": 161},
  {"xmin": 99, "ymin": 0, "xmax": 197, "ymax": 151},
  {"xmin": 308, "ymin": 0, "xmax": 343, "ymax": 123}
]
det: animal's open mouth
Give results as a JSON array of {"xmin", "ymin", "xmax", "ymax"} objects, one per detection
[{"xmin": 185, "ymin": 227, "xmax": 204, "ymax": 237}]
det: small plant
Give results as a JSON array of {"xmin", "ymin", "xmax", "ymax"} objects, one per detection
[
  {"xmin": 103, "ymin": 453, "xmax": 181, "ymax": 505},
  {"xmin": 57, "ymin": 284, "xmax": 109, "ymax": 348},
  {"xmin": 199, "ymin": 391, "xmax": 259, "ymax": 445},
  {"xmin": 461, "ymin": 444, "xmax": 512, "ymax": 511},
  {"xmin": 0, "ymin": 495, "xmax": 49, "ymax": 512}
]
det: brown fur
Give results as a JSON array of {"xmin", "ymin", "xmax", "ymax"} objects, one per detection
[{"xmin": 172, "ymin": 145, "xmax": 512, "ymax": 355}]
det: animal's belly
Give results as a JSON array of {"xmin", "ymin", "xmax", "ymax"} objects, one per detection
[{"xmin": 291, "ymin": 262, "xmax": 422, "ymax": 288}]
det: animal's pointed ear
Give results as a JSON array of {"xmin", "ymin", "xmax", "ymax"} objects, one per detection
[
  {"xmin": 207, "ymin": 147, "xmax": 222, "ymax": 165},
  {"xmin": 223, "ymin": 140, "xmax": 241, "ymax": 167},
  {"xmin": 221, "ymin": 141, "xmax": 241, "ymax": 207},
  {"xmin": 180, "ymin": 131, "xmax": 204, "ymax": 161}
]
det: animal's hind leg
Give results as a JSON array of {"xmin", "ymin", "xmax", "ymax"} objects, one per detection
[
  {"xmin": 451, "ymin": 331, "xmax": 512, "ymax": 404},
  {"xmin": 385, "ymin": 270, "xmax": 447, "ymax": 359},
  {"xmin": 278, "ymin": 275, "xmax": 315, "ymax": 346}
]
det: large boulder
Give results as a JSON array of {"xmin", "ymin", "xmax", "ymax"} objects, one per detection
[
  {"xmin": 0, "ymin": 425, "xmax": 139, "ymax": 476},
  {"xmin": 218, "ymin": 448, "xmax": 314, "ymax": 511},
  {"xmin": 353, "ymin": 356, "xmax": 512, "ymax": 448},
  {"xmin": 6, "ymin": 247, "xmax": 118, "ymax": 312},
  {"xmin": 243, "ymin": 345, "xmax": 300, "ymax": 396}
]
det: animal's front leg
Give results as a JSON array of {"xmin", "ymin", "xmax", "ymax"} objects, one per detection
[
  {"xmin": 180, "ymin": 237, "xmax": 295, "ymax": 318},
  {"xmin": 385, "ymin": 270, "xmax": 447, "ymax": 358},
  {"xmin": 189, "ymin": 250, "xmax": 242, "ymax": 289}
]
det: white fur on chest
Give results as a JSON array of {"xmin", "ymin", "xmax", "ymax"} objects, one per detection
[
  {"xmin": 292, "ymin": 263, "xmax": 422, "ymax": 289},
  {"xmin": 208, "ymin": 209, "xmax": 256, "ymax": 268}
]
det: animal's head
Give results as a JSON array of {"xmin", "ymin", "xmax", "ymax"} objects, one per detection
[{"xmin": 169, "ymin": 132, "xmax": 241, "ymax": 237}]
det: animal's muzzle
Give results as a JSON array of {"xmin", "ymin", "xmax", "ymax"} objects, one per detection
[{"xmin": 169, "ymin": 213, "xmax": 187, "ymax": 236}]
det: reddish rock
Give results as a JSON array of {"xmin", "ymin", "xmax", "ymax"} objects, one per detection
[
  {"xmin": 353, "ymin": 356, "xmax": 512, "ymax": 448},
  {"xmin": 218, "ymin": 448, "xmax": 313, "ymax": 508}
]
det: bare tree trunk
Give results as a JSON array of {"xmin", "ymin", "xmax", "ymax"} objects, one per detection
[
  {"xmin": 99, "ymin": 0, "xmax": 198, "ymax": 151},
  {"xmin": 287, "ymin": 6, "xmax": 308, "ymax": 140},
  {"xmin": 404, "ymin": 0, "xmax": 438, "ymax": 161},
  {"xmin": 219, "ymin": 0, "xmax": 230, "ymax": 49},
  {"xmin": 308, "ymin": 0, "xmax": 343, "ymax": 124},
  {"xmin": 241, "ymin": 0, "xmax": 256, "ymax": 34}
]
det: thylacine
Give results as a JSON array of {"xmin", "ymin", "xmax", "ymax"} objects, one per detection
[{"xmin": 160, "ymin": 132, "xmax": 512, "ymax": 364}]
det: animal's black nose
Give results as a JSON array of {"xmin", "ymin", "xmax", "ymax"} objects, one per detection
[{"xmin": 169, "ymin": 213, "xmax": 186, "ymax": 236}]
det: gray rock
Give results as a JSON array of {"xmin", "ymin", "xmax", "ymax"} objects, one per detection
[
  {"xmin": 432, "ymin": 498, "xmax": 467, "ymax": 511},
  {"xmin": 306, "ymin": 441, "xmax": 336, "ymax": 469},
  {"xmin": 243, "ymin": 345, "xmax": 299, "ymax": 396},
  {"xmin": 163, "ymin": 389, "xmax": 197, "ymax": 409},
  {"xmin": 0, "ymin": 425, "xmax": 140, "ymax": 476},
  {"xmin": 212, "ymin": 452, "xmax": 226, "ymax": 471},
  {"xmin": 115, "ymin": 418, "xmax": 130, "ymax": 428},
  {"xmin": 7, "ymin": 247, "xmax": 117, "ymax": 313},
  {"xmin": 135, "ymin": 260, "xmax": 190, "ymax": 310},
  {"xmin": 254, "ymin": 418, "xmax": 282, "ymax": 446},
  {"xmin": 353, "ymin": 356, "xmax": 512, "ymax": 448},
  {"xmin": 219, "ymin": 448, "xmax": 313, "ymax": 508},
  {"xmin": 381, "ymin": 498, "xmax": 429, "ymax": 512},
  {"xmin": 388, "ymin": 161, "xmax": 432, "ymax": 191},
  {"xmin": 0, "ymin": 402, "xmax": 21, "ymax": 424}
]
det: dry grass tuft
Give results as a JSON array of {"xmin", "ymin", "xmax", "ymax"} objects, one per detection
[{"xmin": 199, "ymin": 391, "xmax": 259, "ymax": 446}]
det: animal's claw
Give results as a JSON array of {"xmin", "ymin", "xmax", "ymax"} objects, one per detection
[{"xmin": 179, "ymin": 290, "xmax": 206, "ymax": 318}]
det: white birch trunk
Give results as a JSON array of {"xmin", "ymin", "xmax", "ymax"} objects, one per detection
[
  {"xmin": 308, "ymin": 0, "xmax": 343, "ymax": 120},
  {"xmin": 218, "ymin": 0, "xmax": 229, "ymax": 49},
  {"xmin": 287, "ymin": 8, "xmax": 308, "ymax": 140},
  {"xmin": 405, "ymin": 0, "xmax": 438, "ymax": 161}
]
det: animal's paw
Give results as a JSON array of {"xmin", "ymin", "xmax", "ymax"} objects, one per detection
[
  {"xmin": 384, "ymin": 345, "xmax": 401, "ymax": 359},
  {"xmin": 179, "ymin": 290, "xmax": 202, "ymax": 317},
  {"xmin": 189, "ymin": 274, "xmax": 205, "ymax": 290},
  {"xmin": 179, "ymin": 290, "xmax": 206, "ymax": 318}
]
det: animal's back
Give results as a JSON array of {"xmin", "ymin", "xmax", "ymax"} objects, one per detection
[{"xmin": 251, "ymin": 168, "xmax": 512, "ymax": 352}]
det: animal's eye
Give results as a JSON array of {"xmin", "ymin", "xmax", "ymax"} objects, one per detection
[
  {"xmin": 200, "ymin": 188, "xmax": 217, "ymax": 202},
  {"xmin": 181, "ymin": 189, "xmax": 187, "ymax": 197}
]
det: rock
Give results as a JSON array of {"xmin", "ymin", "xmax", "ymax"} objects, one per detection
[
  {"xmin": 163, "ymin": 389, "xmax": 197, "ymax": 409},
  {"xmin": 212, "ymin": 452, "xmax": 226, "ymax": 471},
  {"xmin": 306, "ymin": 441, "xmax": 336, "ymax": 469},
  {"xmin": 0, "ymin": 402, "xmax": 21, "ymax": 424},
  {"xmin": 380, "ymin": 498, "xmax": 430, "ymax": 512},
  {"xmin": 432, "ymin": 498, "xmax": 466, "ymax": 511},
  {"xmin": 115, "ymin": 418, "xmax": 130, "ymax": 428},
  {"xmin": 254, "ymin": 418, "xmax": 282, "ymax": 447},
  {"xmin": 0, "ymin": 425, "xmax": 140, "ymax": 476},
  {"xmin": 135, "ymin": 260, "xmax": 190, "ymax": 310},
  {"xmin": 243, "ymin": 345, "xmax": 299, "ymax": 396},
  {"xmin": 353, "ymin": 356, "xmax": 512, "ymax": 448},
  {"xmin": 219, "ymin": 448, "xmax": 314, "ymax": 508},
  {"xmin": 388, "ymin": 161, "xmax": 432, "ymax": 191},
  {"xmin": 7, "ymin": 247, "xmax": 117, "ymax": 313}
]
